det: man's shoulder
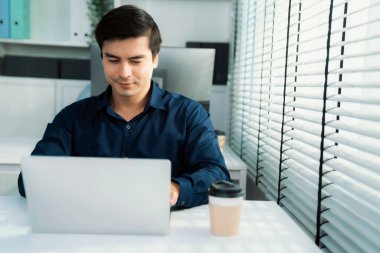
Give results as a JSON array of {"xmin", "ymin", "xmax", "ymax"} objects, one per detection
[
  {"xmin": 161, "ymin": 89, "xmax": 200, "ymax": 109},
  {"xmin": 158, "ymin": 90, "xmax": 209, "ymax": 124},
  {"xmin": 59, "ymin": 93, "xmax": 105, "ymax": 118},
  {"xmin": 151, "ymin": 82, "xmax": 202, "ymax": 111}
]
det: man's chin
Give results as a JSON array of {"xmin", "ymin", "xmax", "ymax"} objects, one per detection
[{"xmin": 112, "ymin": 84, "xmax": 135, "ymax": 94}]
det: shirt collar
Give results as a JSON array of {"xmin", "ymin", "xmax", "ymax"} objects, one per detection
[
  {"xmin": 147, "ymin": 80, "xmax": 166, "ymax": 110},
  {"xmin": 94, "ymin": 80, "xmax": 166, "ymax": 113},
  {"xmin": 93, "ymin": 85, "xmax": 112, "ymax": 113}
]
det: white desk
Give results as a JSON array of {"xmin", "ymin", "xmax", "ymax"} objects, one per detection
[
  {"xmin": 0, "ymin": 142, "xmax": 248, "ymax": 196},
  {"xmin": 0, "ymin": 139, "xmax": 38, "ymax": 195},
  {"xmin": 222, "ymin": 145, "xmax": 247, "ymax": 196},
  {"xmin": 0, "ymin": 197, "xmax": 322, "ymax": 253}
]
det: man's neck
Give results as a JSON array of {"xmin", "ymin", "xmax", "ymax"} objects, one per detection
[{"xmin": 111, "ymin": 92, "xmax": 150, "ymax": 122}]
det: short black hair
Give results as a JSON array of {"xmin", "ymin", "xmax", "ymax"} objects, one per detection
[{"xmin": 95, "ymin": 5, "xmax": 162, "ymax": 57}]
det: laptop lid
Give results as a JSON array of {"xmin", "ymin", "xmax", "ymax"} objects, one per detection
[{"xmin": 21, "ymin": 156, "xmax": 171, "ymax": 235}]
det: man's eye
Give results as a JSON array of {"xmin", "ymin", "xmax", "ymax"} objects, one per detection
[
  {"xmin": 108, "ymin": 59, "xmax": 119, "ymax": 63},
  {"xmin": 131, "ymin": 61, "xmax": 142, "ymax": 64}
]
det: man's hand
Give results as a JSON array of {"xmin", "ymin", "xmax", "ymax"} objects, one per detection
[{"xmin": 170, "ymin": 181, "xmax": 180, "ymax": 207}]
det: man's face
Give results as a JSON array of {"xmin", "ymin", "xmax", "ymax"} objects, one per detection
[{"xmin": 101, "ymin": 36, "xmax": 158, "ymax": 102}]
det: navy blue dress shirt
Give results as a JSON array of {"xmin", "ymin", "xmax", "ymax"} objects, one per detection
[{"xmin": 18, "ymin": 82, "xmax": 230, "ymax": 208}]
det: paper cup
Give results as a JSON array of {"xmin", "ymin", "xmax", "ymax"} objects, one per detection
[{"xmin": 208, "ymin": 181, "xmax": 244, "ymax": 236}]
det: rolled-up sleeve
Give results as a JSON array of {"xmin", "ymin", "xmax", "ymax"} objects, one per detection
[{"xmin": 172, "ymin": 102, "xmax": 230, "ymax": 208}]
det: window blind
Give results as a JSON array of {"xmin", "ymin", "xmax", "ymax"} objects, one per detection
[
  {"xmin": 319, "ymin": 0, "xmax": 380, "ymax": 252},
  {"xmin": 228, "ymin": 0, "xmax": 380, "ymax": 252},
  {"xmin": 229, "ymin": 0, "xmax": 249, "ymax": 154},
  {"xmin": 281, "ymin": 0, "xmax": 331, "ymax": 239}
]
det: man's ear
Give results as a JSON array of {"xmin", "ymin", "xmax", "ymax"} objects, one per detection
[{"xmin": 153, "ymin": 53, "xmax": 159, "ymax": 69}]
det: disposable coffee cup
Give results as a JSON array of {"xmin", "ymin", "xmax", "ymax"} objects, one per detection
[
  {"xmin": 208, "ymin": 180, "xmax": 244, "ymax": 236},
  {"xmin": 215, "ymin": 130, "xmax": 226, "ymax": 151}
]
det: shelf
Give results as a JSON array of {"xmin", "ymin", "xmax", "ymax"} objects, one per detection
[
  {"xmin": 0, "ymin": 39, "xmax": 91, "ymax": 59},
  {"xmin": 0, "ymin": 0, "xmax": 92, "ymax": 59},
  {"xmin": 0, "ymin": 39, "xmax": 89, "ymax": 48}
]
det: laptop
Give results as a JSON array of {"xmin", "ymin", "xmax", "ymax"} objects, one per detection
[{"xmin": 21, "ymin": 156, "xmax": 171, "ymax": 235}]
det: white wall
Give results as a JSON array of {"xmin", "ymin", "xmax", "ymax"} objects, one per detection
[
  {"xmin": 117, "ymin": 0, "xmax": 232, "ymax": 46},
  {"xmin": 117, "ymin": 0, "xmax": 232, "ymax": 132}
]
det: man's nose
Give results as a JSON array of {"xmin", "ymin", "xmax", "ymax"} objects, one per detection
[{"xmin": 119, "ymin": 63, "xmax": 132, "ymax": 78}]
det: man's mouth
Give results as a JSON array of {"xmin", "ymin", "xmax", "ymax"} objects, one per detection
[
  {"xmin": 115, "ymin": 77, "xmax": 136, "ymax": 85},
  {"xmin": 118, "ymin": 82, "xmax": 134, "ymax": 89}
]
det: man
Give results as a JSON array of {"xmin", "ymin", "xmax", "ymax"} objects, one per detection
[{"xmin": 18, "ymin": 5, "xmax": 230, "ymax": 208}]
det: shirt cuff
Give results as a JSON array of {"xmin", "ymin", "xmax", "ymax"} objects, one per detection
[{"xmin": 171, "ymin": 177, "xmax": 192, "ymax": 208}]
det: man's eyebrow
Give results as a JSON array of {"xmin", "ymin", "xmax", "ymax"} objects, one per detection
[
  {"xmin": 128, "ymin": 55, "xmax": 146, "ymax": 60},
  {"xmin": 104, "ymin": 52, "xmax": 119, "ymax": 58},
  {"xmin": 103, "ymin": 53, "xmax": 146, "ymax": 60}
]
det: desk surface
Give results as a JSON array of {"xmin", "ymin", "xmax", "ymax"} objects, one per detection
[
  {"xmin": 0, "ymin": 197, "xmax": 321, "ymax": 253},
  {"xmin": 0, "ymin": 138, "xmax": 37, "ymax": 164},
  {"xmin": 222, "ymin": 145, "xmax": 247, "ymax": 171}
]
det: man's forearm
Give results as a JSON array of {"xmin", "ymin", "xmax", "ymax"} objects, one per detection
[{"xmin": 172, "ymin": 165, "xmax": 230, "ymax": 208}]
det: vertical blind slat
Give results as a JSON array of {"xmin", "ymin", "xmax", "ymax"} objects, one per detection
[{"xmin": 229, "ymin": 0, "xmax": 380, "ymax": 252}]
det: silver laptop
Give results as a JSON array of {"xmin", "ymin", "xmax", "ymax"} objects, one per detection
[{"xmin": 21, "ymin": 156, "xmax": 171, "ymax": 235}]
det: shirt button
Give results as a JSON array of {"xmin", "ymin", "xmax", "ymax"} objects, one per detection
[{"xmin": 126, "ymin": 125, "xmax": 131, "ymax": 129}]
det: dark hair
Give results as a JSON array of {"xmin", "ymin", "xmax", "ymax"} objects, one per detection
[{"xmin": 95, "ymin": 5, "xmax": 162, "ymax": 57}]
